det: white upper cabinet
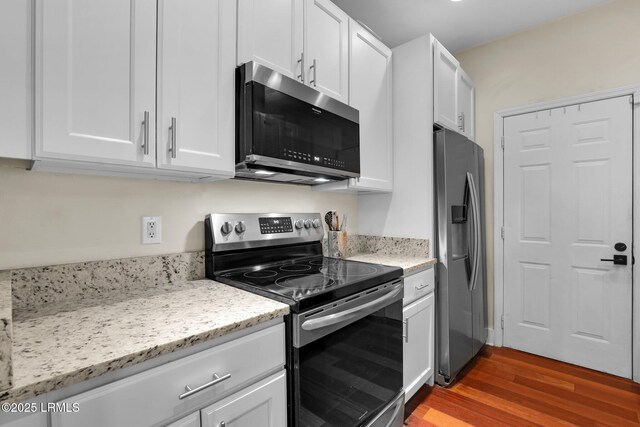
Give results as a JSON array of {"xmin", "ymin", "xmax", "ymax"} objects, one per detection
[
  {"xmin": 35, "ymin": 0, "xmax": 157, "ymax": 167},
  {"xmin": 433, "ymin": 37, "xmax": 475, "ymax": 141},
  {"xmin": 303, "ymin": 0, "xmax": 349, "ymax": 103},
  {"xmin": 313, "ymin": 18, "xmax": 392, "ymax": 194},
  {"xmin": 0, "ymin": 0, "xmax": 32, "ymax": 160},
  {"xmin": 237, "ymin": 0, "xmax": 348, "ymax": 103},
  {"xmin": 157, "ymin": 0, "xmax": 235, "ymax": 177},
  {"xmin": 433, "ymin": 39, "xmax": 459, "ymax": 133},
  {"xmin": 348, "ymin": 20, "xmax": 392, "ymax": 192},
  {"xmin": 457, "ymin": 68, "xmax": 475, "ymax": 140},
  {"xmin": 237, "ymin": 0, "xmax": 304, "ymax": 80}
]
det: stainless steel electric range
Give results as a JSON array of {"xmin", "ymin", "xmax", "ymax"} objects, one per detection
[{"xmin": 205, "ymin": 213, "xmax": 405, "ymax": 427}]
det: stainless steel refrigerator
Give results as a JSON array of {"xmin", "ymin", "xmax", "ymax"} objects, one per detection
[{"xmin": 434, "ymin": 128, "xmax": 488, "ymax": 386}]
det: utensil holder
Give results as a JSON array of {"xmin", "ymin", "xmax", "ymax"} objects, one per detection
[{"xmin": 327, "ymin": 230, "xmax": 348, "ymax": 259}]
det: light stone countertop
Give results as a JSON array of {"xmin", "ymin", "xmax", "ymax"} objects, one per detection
[
  {"xmin": 0, "ymin": 280, "xmax": 289, "ymax": 403},
  {"xmin": 347, "ymin": 254, "xmax": 436, "ymax": 275}
]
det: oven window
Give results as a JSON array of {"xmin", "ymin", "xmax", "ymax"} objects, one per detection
[
  {"xmin": 296, "ymin": 301, "xmax": 403, "ymax": 426},
  {"xmin": 249, "ymin": 83, "xmax": 360, "ymax": 174}
]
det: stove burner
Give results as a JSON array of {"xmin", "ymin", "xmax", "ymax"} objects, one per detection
[
  {"xmin": 339, "ymin": 264, "xmax": 379, "ymax": 276},
  {"xmin": 280, "ymin": 264, "xmax": 312, "ymax": 272},
  {"xmin": 274, "ymin": 275, "xmax": 335, "ymax": 290},
  {"xmin": 244, "ymin": 270, "xmax": 278, "ymax": 279},
  {"xmin": 309, "ymin": 258, "xmax": 339, "ymax": 266}
]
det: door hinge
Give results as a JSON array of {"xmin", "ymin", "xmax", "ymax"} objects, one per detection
[
  {"xmin": 501, "ymin": 136, "xmax": 505, "ymax": 150},
  {"xmin": 501, "ymin": 315, "xmax": 504, "ymax": 330},
  {"xmin": 501, "ymin": 227, "xmax": 505, "ymax": 240}
]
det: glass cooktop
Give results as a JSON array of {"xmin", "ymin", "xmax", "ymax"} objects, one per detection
[{"xmin": 214, "ymin": 256, "xmax": 403, "ymax": 312}]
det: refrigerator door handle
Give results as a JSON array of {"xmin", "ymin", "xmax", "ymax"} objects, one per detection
[{"xmin": 467, "ymin": 172, "xmax": 481, "ymax": 291}]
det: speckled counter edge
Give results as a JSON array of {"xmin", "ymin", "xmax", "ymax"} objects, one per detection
[{"xmin": 0, "ymin": 271, "xmax": 12, "ymax": 392}]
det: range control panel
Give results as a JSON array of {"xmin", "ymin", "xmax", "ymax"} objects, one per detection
[
  {"xmin": 259, "ymin": 217, "xmax": 293, "ymax": 234},
  {"xmin": 206, "ymin": 213, "xmax": 324, "ymax": 252}
]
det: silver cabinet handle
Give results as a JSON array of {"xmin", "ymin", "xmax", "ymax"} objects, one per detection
[
  {"xmin": 403, "ymin": 319, "xmax": 409, "ymax": 343},
  {"xmin": 141, "ymin": 111, "xmax": 150, "ymax": 155},
  {"xmin": 297, "ymin": 53, "xmax": 305, "ymax": 83},
  {"xmin": 169, "ymin": 117, "xmax": 177, "ymax": 159},
  {"xmin": 178, "ymin": 373, "xmax": 231, "ymax": 400},
  {"xmin": 309, "ymin": 59, "xmax": 317, "ymax": 87},
  {"xmin": 415, "ymin": 282, "xmax": 428, "ymax": 291},
  {"xmin": 458, "ymin": 113, "xmax": 463, "ymax": 131},
  {"xmin": 461, "ymin": 112, "xmax": 465, "ymax": 132},
  {"xmin": 220, "ymin": 422, "xmax": 225, "ymax": 427}
]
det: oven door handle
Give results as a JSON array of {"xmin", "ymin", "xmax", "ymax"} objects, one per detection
[{"xmin": 301, "ymin": 286, "xmax": 402, "ymax": 331}]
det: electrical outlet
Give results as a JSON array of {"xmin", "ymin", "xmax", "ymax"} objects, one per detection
[{"xmin": 142, "ymin": 216, "xmax": 162, "ymax": 244}]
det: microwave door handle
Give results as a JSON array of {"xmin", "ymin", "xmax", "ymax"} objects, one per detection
[{"xmin": 301, "ymin": 286, "xmax": 402, "ymax": 331}]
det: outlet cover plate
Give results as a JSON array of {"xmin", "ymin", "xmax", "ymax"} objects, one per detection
[{"xmin": 142, "ymin": 216, "xmax": 162, "ymax": 244}]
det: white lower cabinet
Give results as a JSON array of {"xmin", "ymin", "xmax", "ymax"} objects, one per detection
[
  {"xmin": 403, "ymin": 279, "xmax": 435, "ymax": 402},
  {"xmin": 167, "ymin": 412, "xmax": 201, "ymax": 427},
  {"xmin": 200, "ymin": 371, "xmax": 286, "ymax": 427},
  {"xmin": 51, "ymin": 323, "xmax": 285, "ymax": 427}
]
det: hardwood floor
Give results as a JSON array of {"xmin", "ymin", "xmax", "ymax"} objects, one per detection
[{"xmin": 405, "ymin": 346, "xmax": 640, "ymax": 426}]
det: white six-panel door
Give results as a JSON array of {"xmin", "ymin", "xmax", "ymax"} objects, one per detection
[
  {"xmin": 503, "ymin": 96, "xmax": 633, "ymax": 378},
  {"xmin": 35, "ymin": 0, "xmax": 156, "ymax": 167}
]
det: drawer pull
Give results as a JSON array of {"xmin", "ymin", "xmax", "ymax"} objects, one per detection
[
  {"xmin": 415, "ymin": 283, "xmax": 428, "ymax": 291},
  {"xmin": 178, "ymin": 373, "xmax": 231, "ymax": 400}
]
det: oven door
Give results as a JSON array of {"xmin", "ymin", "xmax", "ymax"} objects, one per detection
[{"xmin": 292, "ymin": 281, "xmax": 404, "ymax": 427}]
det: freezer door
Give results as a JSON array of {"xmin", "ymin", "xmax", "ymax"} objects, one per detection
[{"xmin": 434, "ymin": 129, "xmax": 476, "ymax": 383}]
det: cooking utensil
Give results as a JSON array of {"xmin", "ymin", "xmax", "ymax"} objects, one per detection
[{"xmin": 325, "ymin": 212, "xmax": 333, "ymax": 230}]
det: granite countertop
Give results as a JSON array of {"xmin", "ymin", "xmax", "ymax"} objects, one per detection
[
  {"xmin": 347, "ymin": 253, "xmax": 436, "ymax": 275},
  {"xmin": 1, "ymin": 280, "xmax": 289, "ymax": 403}
]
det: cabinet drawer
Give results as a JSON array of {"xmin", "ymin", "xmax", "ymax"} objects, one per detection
[
  {"xmin": 51, "ymin": 323, "xmax": 284, "ymax": 427},
  {"xmin": 403, "ymin": 267, "xmax": 434, "ymax": 305}
]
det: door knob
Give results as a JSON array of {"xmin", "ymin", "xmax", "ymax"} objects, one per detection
[{"xmin": 600, "ymin": 255, "xmax": 627, "ymax": 265}]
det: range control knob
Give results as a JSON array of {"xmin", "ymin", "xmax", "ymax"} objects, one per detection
[
  {"xmin": 312, "ymin": 219, "xmax": 321, "ymax": 229},
  {"xmin": 304, "ymin": 219, "xmax": 312, "ymax": 229},
  {"xmin": 294, "ymin": 219, "xmax": 304, "ymax": 230},
  {"xmin": 220, "ymin": 221, "xmax": 233, "ymax": 235},
  {"xmin": 235, "ymin": 221, "xmax": 246, "ymax": 234}
]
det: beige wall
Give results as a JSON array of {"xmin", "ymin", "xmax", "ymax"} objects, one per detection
[
  {"xmin": 455, "ymin": 0, "xmax": 640, "ymax": 328},
  {"xmin": 0, "ymin": 159, "xmax": 357, "ymax": 270}
]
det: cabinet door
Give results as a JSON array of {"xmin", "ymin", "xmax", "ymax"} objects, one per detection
[
  {"xmin": 348, "ymin": 21, "xmax": 393, "ymax": 192},
  {"xmin": 458, "ymin": 68, "xmax": 475, "ymax": 141},
  {"xmin": 167, "ymin": 412, "xmax": 200, "ymax": 427},
  {"xmin": 35, "ymin": 0, "xmax": 156, "ymax": 167},
  {"xmin": 157, "ymin": 0, "xmax": 235, "ymax": 176},
  {"xmin": 433, "ymin": 39, "xmax": 459, "ymax": 132},
  {"xmin": 201, "ymin": 371, "xmax": 286, "ymax": 427},
  {"xmin": 403, "ymin": 293, "xmax": 435, "ymax": 401},
  {"xmin": 237, "ymin": 0, "xmax": 304, "ymax": 81},
  {"xmin": 303, "ymin": 0, "xmax": 349, "ymax": 103},
  {"xmin": 0, "ymin": 0, "xmax": 32, "ymax": 160}
]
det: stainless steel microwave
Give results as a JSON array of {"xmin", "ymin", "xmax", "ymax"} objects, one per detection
[{"xmin": 235, "ymin": 62, "xmax": 360, "ymax": 185}]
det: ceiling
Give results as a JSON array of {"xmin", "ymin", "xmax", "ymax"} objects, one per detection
[{"xmin": 331, "ymin": 0, "xmax": 611, "ymax": 52}]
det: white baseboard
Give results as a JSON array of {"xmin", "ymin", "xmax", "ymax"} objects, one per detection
[{"xmin": 486, "ymin": 328, "xmax": 495, "ymax": 346}]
